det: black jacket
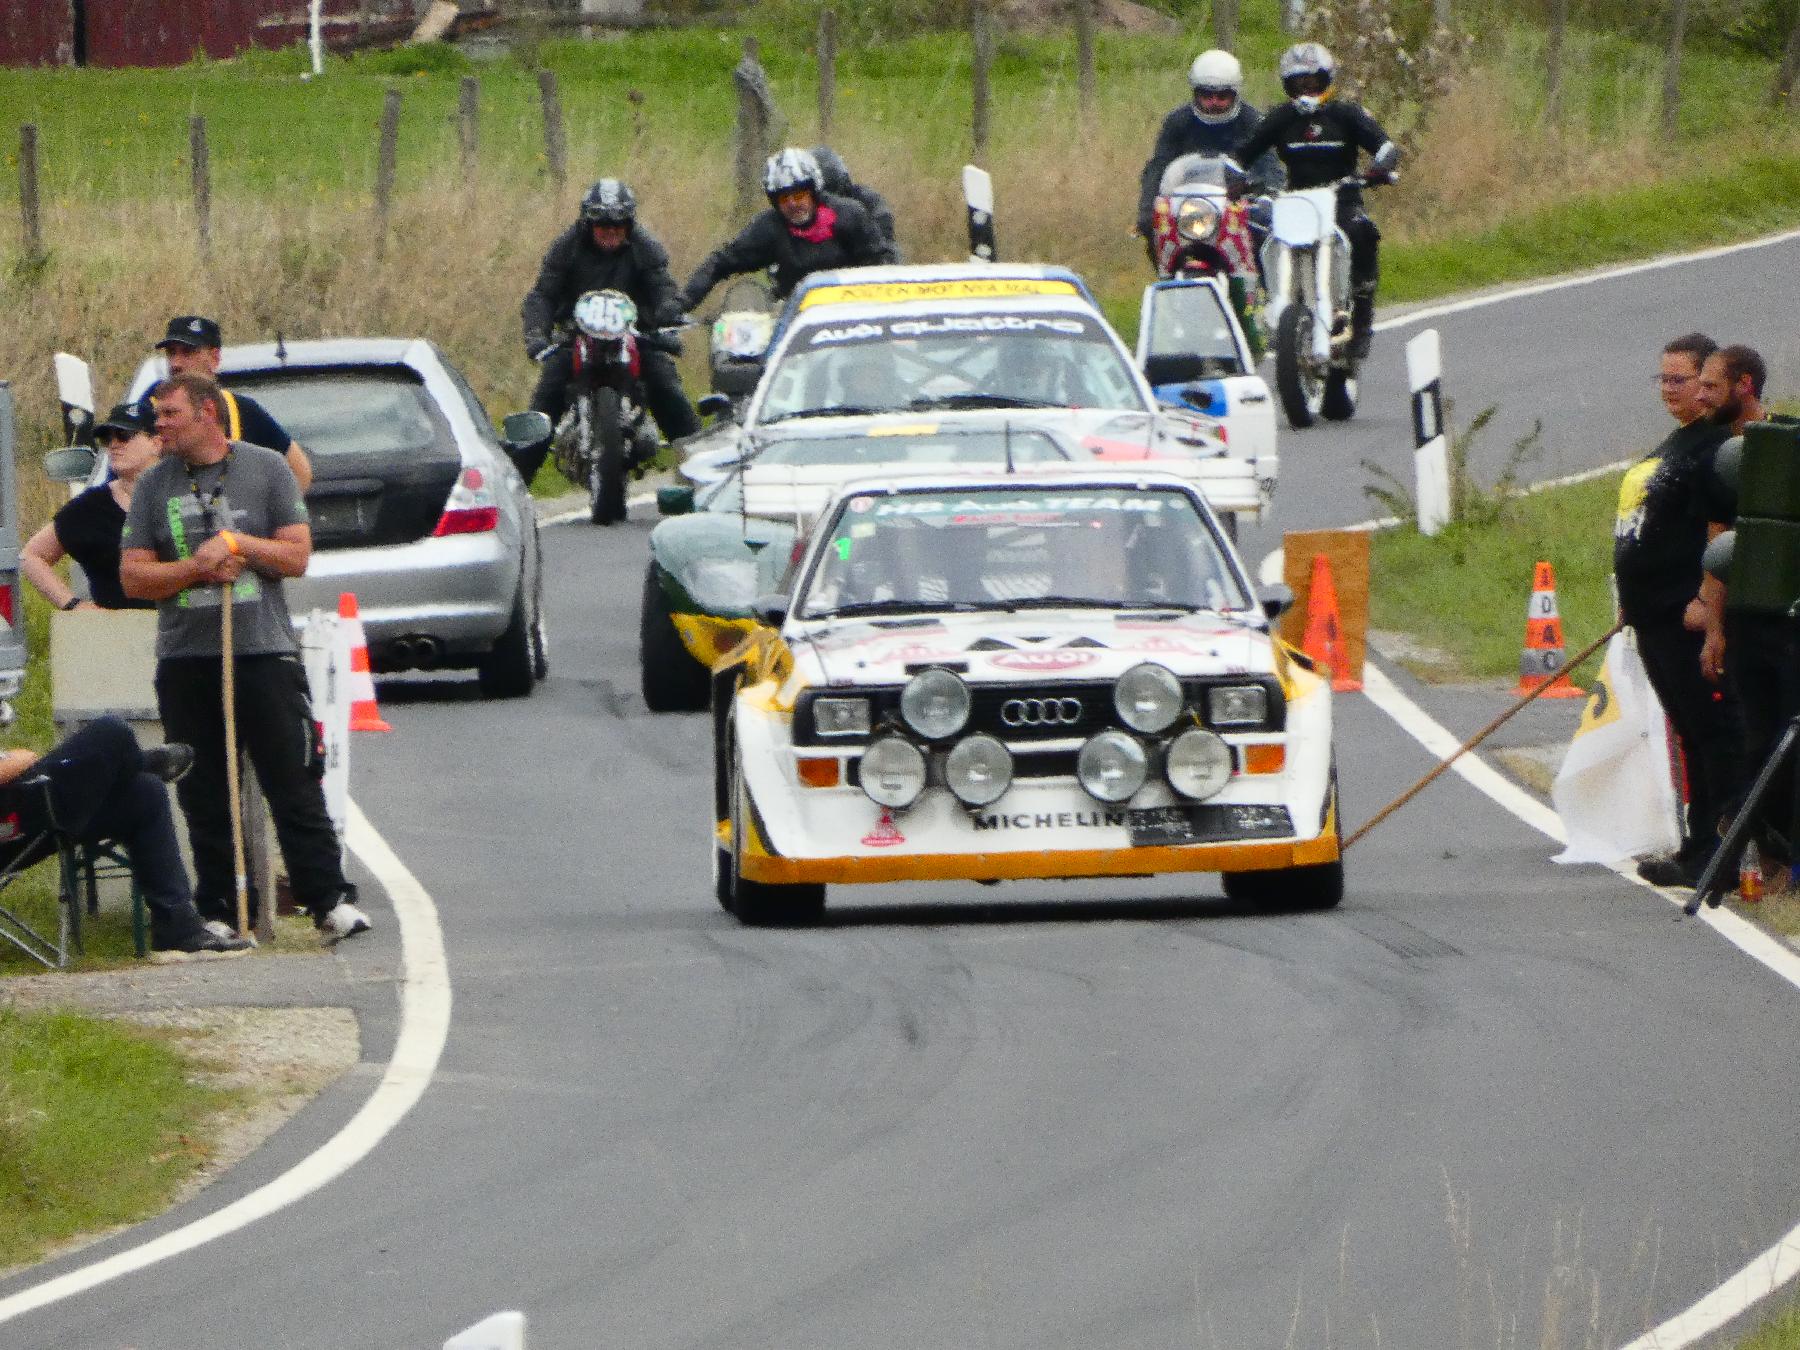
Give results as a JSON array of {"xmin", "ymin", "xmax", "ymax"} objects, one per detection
[
  {"xmin": 840, "ymin": 182, "xmax": 901, "ymax": 262},
  {"xmin": 1136, "ymin": 102, "xmax": 1281, "ymax": 232},
  {"xmin": 1232, "ymin": 99, "xmax": 1394, "ymax": 206},
  {"xmin": 678, "ymin": 193, "xmax": 888, "ymax": 309},
  {"xmin": 521, "ymin": 223, "xmax": 684, "ymax": 353}
]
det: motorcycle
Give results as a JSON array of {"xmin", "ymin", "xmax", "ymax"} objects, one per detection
[
  {"xmin": 1148, "ymin": 153, "xmax": 1263, "ymax": 351},
  {"xmin": 552, "ymin": 288, "xmax": 668, "ymax": 525},
  {"xmin": 1259, "ymin": 174, "xmax": 1386, "ymax": 430},
  {"xmin": 703, "ymin": 276, "xmax": 777, "ymax": 421}
]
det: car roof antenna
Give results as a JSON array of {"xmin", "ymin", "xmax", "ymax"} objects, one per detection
[
  {"xmin": 275, "ymin": 331, "xmax": 288, "ymax": 364},
  {"xmin": 1003, "ymin": 420, "xmax": 1015, "ymax": 475}
]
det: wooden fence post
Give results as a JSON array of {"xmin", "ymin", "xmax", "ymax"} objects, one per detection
[
  {"xmin": 189, "ymin": 116, "xmax": 212, "ymax": 257},
  {"xmin": 1545, "ymin": 0, "xmax": 1568, "ymax": 123},
  {"xmin": 374, "ymin": 88, "xmax": 402, "ymax": 257},
  {"xmin": 1661, "ymin": 0, "xmax": 1689, "ymax": 139},
  {"xmin": 18, "ymin": 125, "xmax": 42, "ymax": 264},
  {"xmin": 1212, "ymin": 0, "xmax": 1238, "ymax": 52},
  {"xmin": 1075, "ymin": 0, "xmax": 1096, "ymax": 132},
  {"xmin": 971, "ymin": 0, "xmax": 993, "ymax": 167},
  {"xmin": 537, "ymin": 69, "xmax": 567, "ymax": 191},
  {"xmin": 457, "ymin": 75, "xmax": 479, "ymax": 202},
  {"xmin": 817, "ymin": 8, "xmax": 837, "ymax": 142},
  {"xmin": 1770, "ymin": 8, "xmax": 1800, "ymax": 109},
  {"xmin": 733, "ymin": 36, "xmax": 777, "ymax": 220}
]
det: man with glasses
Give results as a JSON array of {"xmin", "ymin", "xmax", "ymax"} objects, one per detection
[{"xmin": 1614, "ymin": 332, "xmax": 1747, "ymax": 887}]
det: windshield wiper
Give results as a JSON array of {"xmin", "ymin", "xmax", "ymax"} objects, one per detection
[
  {"xmin": 907, "ymin": 393, "xmax": 1066, "ymax": 410},
  {"xmin": 999, "ymin": 596, "xmax": 1193, "ymax": 611},
  {"xmin": 811, "ymin": 599, "xmax": 982, "ymax": 619},
  {"xmin": 760, "ymin": 404, "xmax": 893, "ymax": 424}
]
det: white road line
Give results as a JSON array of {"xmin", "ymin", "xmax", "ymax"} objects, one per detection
[
  {"xmin": 1373, "ymin": 224, "xmax": 1800, "ymax": 334},
  {"xmin": 0, "ymin": 799, "xmax": 451, "ymax": 1327},
  {"xmin": 1359, "ymin": 661, "xmax": 1800, "ymax": 1347}
]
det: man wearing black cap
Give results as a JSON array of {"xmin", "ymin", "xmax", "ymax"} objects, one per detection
[
  {"xmin": 156, "ymin": 316, "xmax": 313, "ymax": 491},
  {"xmin": 22, "ymin": 400, "xmax": 160, "ymax": 612}
]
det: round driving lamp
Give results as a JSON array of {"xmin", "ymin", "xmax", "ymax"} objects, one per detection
[
  {"xmin": 860, "ymin": 737, "xmax": 928, "ymax": 809},
  {"xmin": 945, "ymin": 734, "xmax": 1013, "ymax": 807},
  {"xmin": 1076, "ymin": 730, "xmax": 1149, "ymax": 804},
  {"xmin": 1165, "ymin": 728, "xmax": 1233, "ymax": 800},
  {"xmin": 900, "ymin": 668, "xmax": 971, "ymax": 740},
  {"xmin": 1176, "ymin": 197, "xmax": 1220, "ymax": 243},
  {"xmin": 1114, "ymin": 662, "xmax": 1184, "ymax": 734}
]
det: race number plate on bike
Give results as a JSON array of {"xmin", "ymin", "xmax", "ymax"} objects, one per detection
[{"xmin": 574, "ymin": 290, "xmax": 637, "ymax": 340}]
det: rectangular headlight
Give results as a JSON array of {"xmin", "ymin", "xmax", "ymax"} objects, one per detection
[
  {"xmin": 1207, "ymin": 685, "xmax": 1268, "ymax": 728},
  {"xmin": 812, "ymin": 696, "xmax": 872, "ymax": 737}
]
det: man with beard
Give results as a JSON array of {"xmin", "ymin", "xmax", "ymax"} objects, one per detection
[{"xmin": 1616, "ymin": 332, "xmax": 1747, "ymax": 887}]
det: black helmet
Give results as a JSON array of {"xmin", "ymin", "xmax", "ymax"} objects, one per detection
[
  {"xmin": 810, "ymin": 145, "xmax": 852, "ymax": 195},
  {"xmin": 580, "ymin": 178, "xmax": 637, "ymax": 227}
]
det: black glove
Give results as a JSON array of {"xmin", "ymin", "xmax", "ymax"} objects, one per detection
[{"xmin": 525, "ymin": 337, "xmax": 552, "ymax": 362}]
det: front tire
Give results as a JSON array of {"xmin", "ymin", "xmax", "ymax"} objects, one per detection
[
  {"xmin": 586, "ymin": 387, "xmax": 627, "ymax": 526},
  {"xmin": 1274, "ymin": 304, "xmax": 1324, "ymax": 430},
  {"xmin": 728, "ymin": 731, "xmax": 825, "ymax": 927},
  {"xmin": 640, "ymin": 565, "xmax": 712, "ymax": 713},
  {"xmin": 1221, "ymin": 859, "xmax": 1344, "ymax": 910},
  {"xmin": 477, "ymin": 590, "xmax": 535, "ymax": 699}
]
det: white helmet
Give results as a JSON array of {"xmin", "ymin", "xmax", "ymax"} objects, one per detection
[
  {"xmin": 1187, "ymin": 50, "xmax": 1243, "ymax": 123},
  {"xmin": 763, "ymin": 147, "xmax": 822, "ymax": 202},
  {"xmin": 1279, "ymin": 42, "xmax": 1335, "ymax": 113}
]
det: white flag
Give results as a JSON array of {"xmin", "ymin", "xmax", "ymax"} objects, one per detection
[{"xmin": 1552, "ymin": 629, "xmax": 1681, "ymax": 865}]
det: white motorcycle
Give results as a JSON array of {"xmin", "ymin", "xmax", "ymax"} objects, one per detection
[{"xmin": 1260, "ymin": 174, "xmax": 1385, "ymax": 430}]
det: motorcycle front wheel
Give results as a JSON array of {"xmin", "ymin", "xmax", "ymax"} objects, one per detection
[
  {"xmin": 1274, "ymin": 305, "xmax": 1325, "ymax": 430},
  {"xmin": 586, "ymin": 386, "xmax": 628, "ymax": 525}
]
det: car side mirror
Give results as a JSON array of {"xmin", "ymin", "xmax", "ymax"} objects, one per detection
[
  {"xmin": 500, "ymin": 410, "xmax": 552, "ymax": 449},
  {"xmin": 656, "ymin": 484, "xmax": 696, "ymax": 517},
  {"xmin": 1258, "ymin": 583, "xmax": 1293, "ymax": 622},
  {"xmin": 751, "ymin": 593, "xmax": 789, "ymax": 628},
  {"xmin": 43, "ymin": 446, "xmax": 98, "ymax": 483},
  {"xmin": 697, "ymin": 393, "xmax": 735, "ymax": 422}
]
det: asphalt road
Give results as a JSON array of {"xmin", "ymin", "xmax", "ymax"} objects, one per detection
[{"xmin": 7, "ymin": 237, "xmax": 1800, "ymax": 1350}]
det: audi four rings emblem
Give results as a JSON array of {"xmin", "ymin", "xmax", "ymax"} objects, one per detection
[{"xmin": 1000, "ymin": 697, "xmax": 1083, "ymax": 727}]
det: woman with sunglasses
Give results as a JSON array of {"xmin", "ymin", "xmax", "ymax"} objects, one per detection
[{"xmin": 22, "ymin": 400, "xmax": 161, "ymax": 612}]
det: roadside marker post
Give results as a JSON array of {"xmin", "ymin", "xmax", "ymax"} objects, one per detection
[
  {"xmin": 445, "ymin": 1310, "xmax": 526, "ymax": 1350},
  {"xmin": 1405, "ymin": 328, "xmax": 1451, "ymax": 536}
]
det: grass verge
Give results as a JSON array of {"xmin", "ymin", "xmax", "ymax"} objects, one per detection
[{"xmin": 0, "ymin": 1004, "xmax": 239, "ymax": 1269}]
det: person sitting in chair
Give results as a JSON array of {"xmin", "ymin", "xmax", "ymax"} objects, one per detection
[{"xmin": 0, "ymin": 717, "xmax": 250, "ymax": 955}]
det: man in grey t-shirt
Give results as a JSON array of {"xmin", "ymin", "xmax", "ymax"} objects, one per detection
[{"xmin": 121, "ymin": 372, "xmax": 372, "ymax": 942}]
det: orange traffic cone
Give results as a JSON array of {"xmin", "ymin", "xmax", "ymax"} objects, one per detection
[
  {"xmin": 1301, "ymin": 553, "xmax": 1361, "ymax": 692},
  {"xmin": 1515, "ymin": 561, "xmax": 1584, "ymax": 698},
  {"xmin": 339, "ymin": 592, "xmax": 392, "ymax": 732}
]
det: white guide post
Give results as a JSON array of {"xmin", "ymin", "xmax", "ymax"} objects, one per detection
[{"xmin": 1405, "ymin": 327, "xmax": 1451, "ymax": 536}]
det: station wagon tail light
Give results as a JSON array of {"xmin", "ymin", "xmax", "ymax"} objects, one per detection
[
  {"xmin": 433, "ymin": 467, "xmax": 499, "ymax": 536},
  {"xmin": 0, "ymin": 581, "xmax": 13, "ymax": 627}
]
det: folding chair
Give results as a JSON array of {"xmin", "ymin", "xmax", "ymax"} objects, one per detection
[{"xmin": 0, "ymin": 774, "xmax": 145, "ymax": 970}]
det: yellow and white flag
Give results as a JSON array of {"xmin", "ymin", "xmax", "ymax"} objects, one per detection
[{"xmin": 1552, "ymin": 629, "xmax": 1681, "ymax": 864}]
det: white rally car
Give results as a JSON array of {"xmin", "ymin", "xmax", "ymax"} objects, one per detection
[{"xmin": 710, "ymin": 469, "xmax": 1342, "ymax": 925}]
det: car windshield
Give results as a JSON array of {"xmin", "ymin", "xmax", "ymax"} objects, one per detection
[
  {"xmin": 797, "ymin": 486, "xmax": 1249, "ymax": 618},
  {"xmin": 1142, "ymin": 285, "xmax": 1245, "ymax": 380},
  {"xmin": 698, "ymin": 428, "xmax": 1069, "ymax": 512},
  {"xmin": 758, "ymin": 309, "xmax": 1146, "ymax": 422},
  {"xmin": 227, "ymin": 367, "xmax": 455, "ymax": 463}
]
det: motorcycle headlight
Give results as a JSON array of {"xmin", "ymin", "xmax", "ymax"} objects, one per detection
[
  {"xmin": 1176, "ymin": 198, "xmax": 1221, "ymax": 243},
  {"xmin": 1076, "ymin": 730, "xmax": 1149, "ymax": 804},
  {"xmin": 680, "ymin": 557, "xmax": 759, "ymax": 612},
  {"xmin": 900, "ymin": 668, "xmax": 971, "ymax": 741},
  {"xmin": 945, "ymin": 734, "xmax": 1012, "ymax": 807},
  {"xmin": 1206, "ymin": 684, "xmax": 1268, "ymax": 728},
  {"xmin": 1165, "ymin": 728, "xmax": 1233, "ymax": 800},
  {"xmin": 812, "ymin": 696, "xmax": 871, "ymax": 738},
  {"xmin": 860, "ymin": 736, "xmax": 927, "ymax": 809},
  {"xmin": 1114, "ymin": 663, "xmax": 1184, "ymax": 734}
]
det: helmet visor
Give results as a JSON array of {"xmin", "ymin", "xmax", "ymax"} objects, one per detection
[{"xmin": 1283, "ymin": 71, "xmax": 1330, "ymax": 98}]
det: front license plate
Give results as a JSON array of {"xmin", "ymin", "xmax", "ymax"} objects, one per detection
[{"xmin": 1127, "ymin": 803, "xmax": 1294, "ymax": 848}]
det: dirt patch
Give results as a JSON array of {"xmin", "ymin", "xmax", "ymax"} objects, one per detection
[{"xmin": 1368, "ymin": 627, "xmax": 1465, "ymax": 682}]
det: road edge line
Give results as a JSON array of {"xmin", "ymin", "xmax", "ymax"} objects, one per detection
[
  {"xmin": 1359, "ymin": 660, "xmax": 1800, "ymax": 1347},
  {"xmin": 0, "ymin": 798, "xmax": 450, "ymax": 1327}
]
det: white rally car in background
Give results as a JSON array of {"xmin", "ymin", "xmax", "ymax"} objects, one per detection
[{"xmin": 710, "ymin": 468, "xmax": 1342, "ymax": 926}]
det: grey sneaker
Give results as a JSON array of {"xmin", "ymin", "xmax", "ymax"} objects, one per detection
[{"xmin": 316, "ymin": 900, "xmax": 372, "ymax": 942}]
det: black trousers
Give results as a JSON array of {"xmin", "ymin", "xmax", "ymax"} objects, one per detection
[
  {"xmin": 1337, "ymin": 203, "xmax": 1380, "ymax": 296},
  {"xmin": 1726, "ymin": 610, "xmax": 1800, "ymax": 860},
  {"xmin": 1, "ymin": 716, "xmax": 207, "ymax": 945},
  {"xmin": 156, "ymin": 654, "xmax": 347, "ymax": 924},
  {"xmin": 523, "ymin": 346, "xmax": 701, "ymax": 482},
  {"xmin": 1634, "ymin": 618, "xmax": 1748, "ymax": 864}
]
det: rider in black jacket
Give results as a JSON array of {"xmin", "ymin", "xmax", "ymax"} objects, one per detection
[
  {"xmin": 811, "ymin": 146, "xmax": 902, "ymax": 263},
  {"xmin": 1135, "ymin": 48, "xmax": 1282, "ymax": 246},
  {"xmin": 677, "ymin": 148, "xmax": 890, "ymax": 310},
  {"xmin": 1230, "ymin": 42, "xmax": 1400, "ymax": 358},
  {"xmin": 520, "ymin": 178, "xmax": 699, "ymax": 482}
]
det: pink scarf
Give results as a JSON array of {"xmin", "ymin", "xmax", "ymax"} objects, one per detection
[{"xmin": 789, "ymin": 202, "xmax": 837, "ymax": 244}]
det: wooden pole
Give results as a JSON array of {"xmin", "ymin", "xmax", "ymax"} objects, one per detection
[
  {"xmin": 733, "ymin": 36, "xmax": 772, "ymax": 221},
  {"xmin": 817, "ymin": 8, "xmax": 837, "ymax": 143},
  {"xmin": 1770, "ymin": 6, "xmax": 1800, "ymax": 109},
  {"xmin": 536, "ymin": 69, "xmax": 567, "ymax": 190},
  {"xmin": 222, "ymin": 594, "xmax": 250, "ymax": 937},
  {"xmin": 1341, "ymin": 622, "xmax": 1622, "ymax": 852},
  {"xmin": 1212, "ymin": 0, "xmax": 1238, "ymax": 52},
  {"xmin": 1075, "ymin": 0, "xmax": 1096, "ymax": 132},
  {"xmin": 189, "ymin": 116, "xmax": 212, "ymax": 257},
  {"xmin": 1661, "ymin": 0, "xmax": 1689, "ymax": 140},
  {"xmin": 971, "ymin": 0, "xmax": 993, "ymax": 167},
  {"xmin": 18, "ymin": 124, "xmax": 42, "ymax": 263},
  {"xmin": 457, "ymin": 75, "xmax": 479, "ymax": 204},
  {"xmin": 374, "ymin": 88, "xmax": 402, "ymax": 257},
  {"xmin": 1545, "ymin": 0, "xmax": 1568, "ymax": 123}
]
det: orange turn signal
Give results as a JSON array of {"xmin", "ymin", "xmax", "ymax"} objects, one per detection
[
  {"xmin": 796, "ymin": 757, "xmax": 841, "ymax": 788},
  {"xmin": 1242, "ymin": 744, "xmax": 1286, "ymax": 775}
]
